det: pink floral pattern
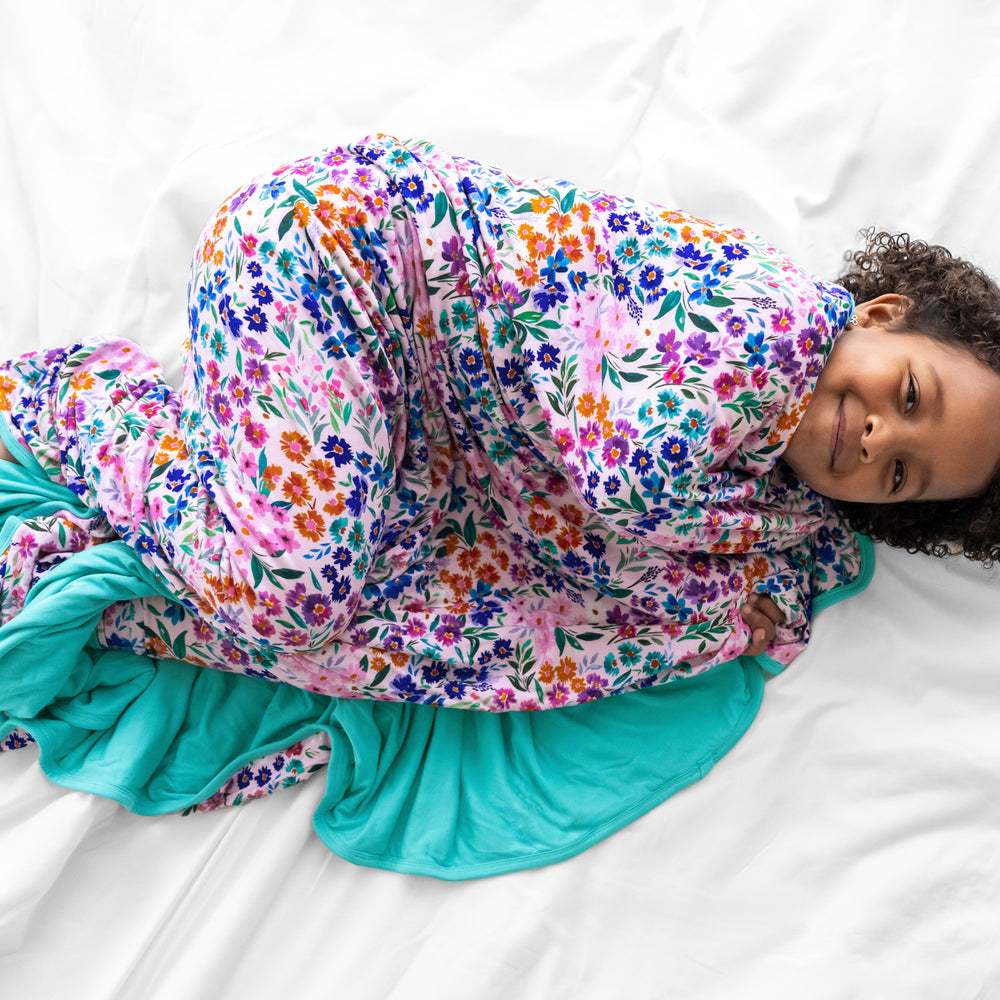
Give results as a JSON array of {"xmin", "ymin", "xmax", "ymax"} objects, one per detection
[{"xmin": 1, "ymin": 136, "xmax": 860, "ymax": 718}]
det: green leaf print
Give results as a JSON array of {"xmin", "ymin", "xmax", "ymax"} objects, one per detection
[
  {"xmin": 462, "ymin": 511, "xmax": 478, "ymax": 547},
  {"xmin": 172, "ymin": 632, "xmax": 187, "ymax": 660},
  {"xmin": 555, "ymin": 627, "xmax": 566, "ymax": 656},
  {"xmin": 277, "ymin": 209, "xmax": 296, "ymax": 241},
  {"xmin": 653, "ymin": 289, "xmax": 681, "ymax": 320},
  {"xmin": 292, "ymin": 179, "xmax": 319, "ymax": 205},
  {"xmin": 601, "ymin": 355, "xmax": 622, "ymax": 390},
  {"xmin": 432, "ymin": 191, "xmax": 449, "ymax": 228},
  {"xmin": 688, "ymin": 312, "xmax": 718, "ymax": 333},
  {"xmin": 251, "ymin": 555, "xmax": 265, "ymax": 590}
]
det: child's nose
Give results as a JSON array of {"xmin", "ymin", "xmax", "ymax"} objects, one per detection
[{"xmin": 860, "ymin": 414, "xmax": 889, "ymax": 463}]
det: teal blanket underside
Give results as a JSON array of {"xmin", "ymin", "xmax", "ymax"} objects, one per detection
[{"xmin": 0, "ymin": 427, "xmax": 873, "ymax": 879}]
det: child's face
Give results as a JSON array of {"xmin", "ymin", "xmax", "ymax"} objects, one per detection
[{"xmin": 782, "ymin": 295, "xmax": 1000, "ymax": 504}]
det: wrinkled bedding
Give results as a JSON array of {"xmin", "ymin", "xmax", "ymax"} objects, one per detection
[{"xmin": 3, "ymin": 1, "xmax": 1000, "ymax": 996}]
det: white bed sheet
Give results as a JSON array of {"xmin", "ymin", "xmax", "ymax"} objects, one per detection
[{"xmin": 2, "ymin": 1, "xmax": 1000, "ymax": 996}]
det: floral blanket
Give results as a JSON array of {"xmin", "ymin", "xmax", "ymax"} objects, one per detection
[{"xmin": 0, "ymin": 136, "xmax": 859, "ymax": 713}]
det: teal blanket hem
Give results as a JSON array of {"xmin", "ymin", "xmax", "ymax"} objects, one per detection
[
  {"xmin": 311, "ymin": 666, "xmax": 764, "ymax": 879},
  {"xmin": 0, "ymin": 429, "xmax": 872, "ymax": 880}
]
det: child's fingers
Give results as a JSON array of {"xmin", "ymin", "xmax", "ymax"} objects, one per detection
[
  {"xmin": 739, "ymin": 595, "xmax": 785, "ymax": 656},
  {"xmin": 740, "ymin": 610, "xmax": 772, "ymax": 655},
  {"xmin": 743, "ymin": 593, "xmax": 785, "ymax": 626}
]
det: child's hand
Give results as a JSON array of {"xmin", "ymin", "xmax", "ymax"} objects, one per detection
[{"xmin": 739, "ymin": 593, "xmax": 786, "ymax": 656}]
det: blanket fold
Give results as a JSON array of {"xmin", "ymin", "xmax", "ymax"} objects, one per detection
[
  {"xmin": 0, "ymin": 447, "xmax": 876, "ymax": 877},
  {"xmin": 0, "ymin": 134, "xmax": 878, "ymax": 875}
]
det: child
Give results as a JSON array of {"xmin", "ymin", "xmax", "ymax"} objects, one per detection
[{"xmin": 2, "ymin": 136, "xmax": 999, "ymax": 713}]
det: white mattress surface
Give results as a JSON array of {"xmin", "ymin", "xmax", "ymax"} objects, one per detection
[{"xmin": 2, "ymin": 2, "xmax": 1000, "ymax": 996}]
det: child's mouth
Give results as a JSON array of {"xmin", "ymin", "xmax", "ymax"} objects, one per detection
[{"xmin": 830, "ymin": 398, "xmax": 844, "ymax": 470}]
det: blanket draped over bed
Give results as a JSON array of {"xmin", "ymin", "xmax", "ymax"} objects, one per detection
[{"xmin": 0, "ymin": 137, "xmax": 872, "ymax": 876}]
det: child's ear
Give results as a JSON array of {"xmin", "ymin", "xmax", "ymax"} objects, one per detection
[{"xmin": 854, "ymin": 293, "xmax": 912, "ymax": 328}]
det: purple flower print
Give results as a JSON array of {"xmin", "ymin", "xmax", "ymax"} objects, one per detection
[
  {"xmin": 229, "ymin": 183, "xmax": 257, "ymax": 212},
  {"xmin": 685, "ymin": 331, "xmax": 720, "ymax": 366},
  {"xmin": 602, "ymin": 435, "xmax": 630, "ymax": 467},
  {"xmin": 441, "ymin": 235, "xmax": 465, "ymax": 276},
  {"xmin": 657, "ymin": 328, "xmax": 681, "ymax": 363},
  {"xmin": 302, "ymin": 593, "xmax": 334, "ymax": 626}
]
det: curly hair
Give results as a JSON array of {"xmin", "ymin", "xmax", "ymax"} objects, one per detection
[{"xmin": 832, "ymin": 230, "xmax": 1000, "ymax": 563}]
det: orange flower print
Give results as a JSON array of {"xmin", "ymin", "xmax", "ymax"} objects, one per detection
[
  {"xmin": 456, "ymin": 548, "xmax": 480, "ymax": 571},
  {"xmin": 70, "ymin": 370, "xmax": 96, "ymax": 392},
  {"xmin": 293, "ymin": 509, "xmax": 326, "ymax": 542},
  {"xmin": 339, "ymin": 204, "xmax": 368, "ymax": 228},
  {"xmin": 659, "ymin": 209, "xmax": 687, "ymax": 224},
  {"xmin": 557, "ymin": 656, "xmax": 577, "ymax": 682},
  {"xmin": 515, "ymin": 261, "xmax": 540, "ymax": 287},
  {"xmin": 416, "ymin": 312, "xmax": 435, "ymax": 339},
  {"xmin": 260, "ymin": 464, "xmax": 283, "ymax": 492},
  {"xmin": 146, "ymin": 636, "xmax": 170, "ymax": 658},
  {"xmin": 324, "ymin": 493, "xmax": 347, "ymax": 517},
  {"xmin": 307, "ymin": 458, "xmax": 338, "ymax": 491},
  {"xmin": 281, "ymin": 471, "xmax": 313, "ymax": 507},
  {"xmin": 560, "ymin": 234, "xmax": 585, "ymax": 262},
  {"xmin": 743, "ymin": 556, "xmax": 770, "ymax": 584},
  {"xmin": 0, "ymin": 375, "xmax": 15, "ymax": 409},
  {"xmin": 528, "ymin": 511, "xmax": 557, "ymax": 535},
  {"xmin": 281, "ymin": 430, "xmax": 311, "ymax": 463},
  {"xmin": 527, "ymin": 233, "xmax": 554, "ymax": 259},
  {"xmin": 546, "ymin": 212, "xmax": 571, "ymax": 234},
  {"xmin": 558, "ymin": 504, "xmax": 584, "ymax": 527},
  {"xmin": 293, "ymin": 201, "xmax": 312, "ymax": 227},
  {"xmin": 313, "ymin": 200, "xmax": 337, "ymax": 228},
  {"xmin": 555, "ymin": 524, "xmax": 582, "ymax": 550},
  {"xmin": 776, "ymin": 408, "xmax": 798, "ymax": 432}
]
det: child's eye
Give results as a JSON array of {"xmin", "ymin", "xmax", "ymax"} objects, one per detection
[
  {"xmin": 893, "ymin": 459, "xmax": 906, "ymax": 493},
  {"xmin": 904, "ymin": 374, "xmax": 918, "ymax": 413}
]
